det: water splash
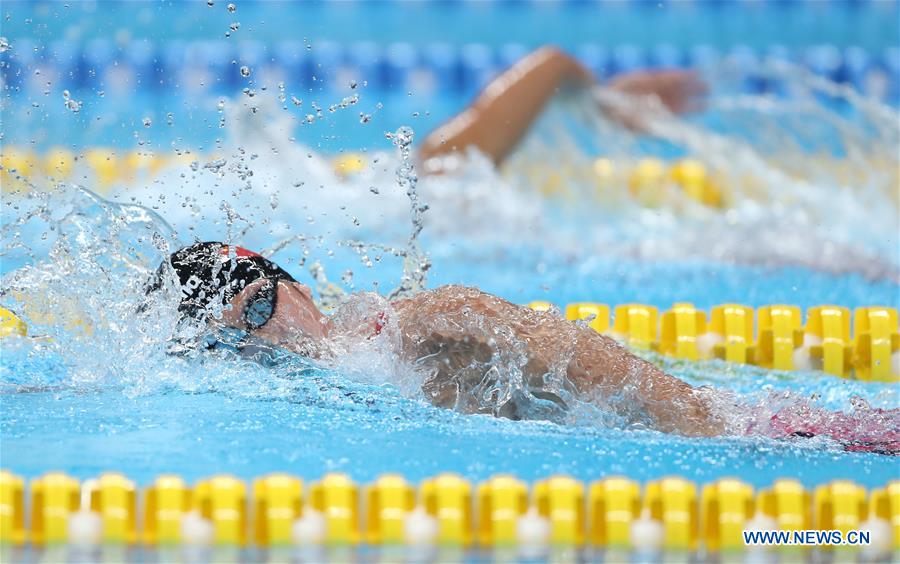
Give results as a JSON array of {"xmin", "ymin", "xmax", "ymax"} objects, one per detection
[
  {"xmin": 384, "ymin": 126, "xmax": 430, "ymax": 299},
  {"xmin": 1, "ymin": 61, "xmax": 897, "ymax": 450},
  {"xmin": 1, "ymin": 185, "xmax": 181, "ymax": 387},
  {"xmin": 499, "ymin": 63, "xmax": 898, "ymax": 279}
]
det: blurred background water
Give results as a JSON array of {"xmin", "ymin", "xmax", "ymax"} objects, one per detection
[
  {"xmin": 1, "ymin": 0, "xmax": 898, "ymax": 490},
  {"xmin": 2, "ymin": 0, "xmax": 898, "ymax": 150}
]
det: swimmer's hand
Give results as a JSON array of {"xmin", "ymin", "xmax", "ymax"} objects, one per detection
[
  {"xmin": 596, "ymin": 69, "xmax": 708, "ymax": 132},
  {"xmin": 607, "ymin": 69, "xmax": 708, "ymax": 115}
]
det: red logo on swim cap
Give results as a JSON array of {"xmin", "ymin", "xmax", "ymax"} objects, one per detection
[{"xmin": 221, "ymin": 245, "xmax": 261, "ymax": 258}]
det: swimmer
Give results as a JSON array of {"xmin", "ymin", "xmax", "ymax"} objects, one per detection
[
  {"xmin": 418, "ymin": 46, "xmax": 707, "ymax": 172},
  {"xmin": 152, "ymin": 243, "xmax": 900, "ymax": 454},
  {"xmin": 153, "ymin": 242, "xmax": 721, "ymax": 436},
  {"xmin": 150, "ymin": 242, "xmax": 900, "ymax": 454}
]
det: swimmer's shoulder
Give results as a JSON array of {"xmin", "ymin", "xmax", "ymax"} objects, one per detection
[
  {"xmin": 425, "ymin": 285, "xmax": 518, "ymax": 315},
  {"xmin": 417, "ymin": 284, "xmax": 504, "ymax": 305}
]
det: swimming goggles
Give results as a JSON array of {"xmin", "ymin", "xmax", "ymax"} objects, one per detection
[{"xmin": 242, "ymin": 279, "xmax": 278, "ymax": 331}]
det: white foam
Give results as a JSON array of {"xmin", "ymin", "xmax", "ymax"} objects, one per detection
[
  {"xmin": 516, "ymin": 507, "xmax": 551, "ymax": 558},
  {"xmin": 858, "ymin": 517, "xmax": 891, "ymax": 559},
  {"xmin": 697, "ymin": 332, "xmax": 724, "ymax": 359},
  {"xmin": 743, "ymin": 513, "xmax": 778, "ymax": 554},
  {"xmin": 403, "ymin": 505, "xmax": 438, "ymax": 545},
  {"xmin": 67, "ymin": 509, "xmax": 102, "ymax": 547},
  {"xmin": 291, "ymin": 508, "xmax": 326, "ymax": 545},
  {"xmin": 629, "ymin": 509, "xmax": 663, "ymax": 552},
  {"xmin": 180, "ymin": 510, "xmax": 213, "ymax": 545}
]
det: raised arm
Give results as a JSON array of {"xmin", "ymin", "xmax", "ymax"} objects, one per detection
[
  {"xmin": 418, "ymin": 46, "xmax": 594, "ymax": 169},
  {"xmin": 418, "ymin": 46, "xmax": 708, "ymax": 171}
]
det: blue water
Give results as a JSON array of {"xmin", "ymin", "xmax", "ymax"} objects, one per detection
[
  {"xmin": 2, "ymin": 0, "xmax": 899, "ymax": 151},
  {"xmin": 2, "ymin": 0, "xmax": 899, "ymax": 494},
  {"xmin": 0, "ymin": 91, "xmax": 457, "ymax": 153},
  {"xmin": 424, "ymin": 244, "xmax": 900, "ymax": 312},
  {"xmin": 1, "ymin": 344, "xmax": 897, "ymax": 489},
  {"xmin": 3, "ymin": 0, "xmax": 898, "ymax": 50},
  {"xmin": 2, "ymin": 117, "xmax": 899, "ymax": 491},
  {"xmin": 0, "ymin": 344, "xmax": 897, "ymax": 489},
  {"xmin": 2, "ymin": 241, "xmax": 898, "ymax": 488}
]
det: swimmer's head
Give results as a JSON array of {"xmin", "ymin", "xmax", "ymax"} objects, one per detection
[{"xmin": 149, "ymin": 242, "xmax": 327, "ymax": 355}]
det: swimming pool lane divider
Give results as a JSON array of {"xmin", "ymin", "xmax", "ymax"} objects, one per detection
[
  {"xmin": 3, "ymin": 148, "xmax": 733, "ymax": 207},
  {"xmin": 0, "ymin": 471, "xmax": 897, "ymax": 553},
  {"xmin": 6, "ymin": 146, "xmax": 890, "ymax": 211},
  {"xmin": 526, "ymin": 301, "xmax": 898, "ymax": 382}
]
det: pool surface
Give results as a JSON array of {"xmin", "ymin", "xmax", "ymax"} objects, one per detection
[{"xmin": 0, "ymin": 0, "xmax": 899, "ymax": 557}]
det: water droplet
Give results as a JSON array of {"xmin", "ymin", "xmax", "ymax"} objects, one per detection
[
  {"xmin": 291, "ymin": 96, "xmax": 302, "ymax": 106},
  {"xmin": 0, "ymin": 37, "xmax": 10, "ymax": 53},
  {"xmin": 227, "ymin": 2, "xmax": 236, "ymax": 12},
  {"xmin": 239, "ymin": 65, "xmax": 250, "ymax": 77},
  {"xmin": 203, "ymin": 158, "xmax": 228, "ymax": 175},
  {"xmin": 142, "ymin": 117, "xmax": 152, "ymax": 127},
  {"xmin": 63, "ymin": 91, "xmax": 81, "ymax": 112},
  {"xmin": 217, "ymin": 98, "xmax": 226, "ymax": 111},
  {"xmin": 229, "ymin": 21, "xmax": 240, "ymax": 31},
  {"xmin": 359, "ymin": 113, "xmax": 371, "ymax": 124},
  {"xmin": 206, "ymin": 0, "xmax": 214, "ymax": 5},
  {"xmin": 394, "ymin": 126, "xmax": 414, "ymax": 147},
  {"xmin": 349, "ymin": 80, "xmax": 357, "ymax": 89}
]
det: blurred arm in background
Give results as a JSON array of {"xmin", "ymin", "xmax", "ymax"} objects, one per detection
[{"xmin": 418, "ymin": 46, "xmax": 707, "ymax": 172}]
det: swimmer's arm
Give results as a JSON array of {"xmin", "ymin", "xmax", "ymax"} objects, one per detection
[
  {"xmin": 418, "ymin": 46, "xmax": 708, "ymax": 170},
  {"xmin": 568, "ymin": 333, "xmax": 724, "ymax": 437},
  {"xmin": 394, "ymin": 286, "xmax": 722, "ymax": 436},
  {"xmin": 419, "ymin": 46, "xmax": 594, "ymax": 169}
]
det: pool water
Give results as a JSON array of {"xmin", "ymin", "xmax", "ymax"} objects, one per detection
[
  {"xmin": 1, "ymin": 0, "xmax": 899, "ymax": 501},
  {"xmin": 1, "ymin": 168, "xmax": 897, "ymax": 490},
  {"xmin": 1, "ymin": 356, "xmax": 897, "ymax": 489}
]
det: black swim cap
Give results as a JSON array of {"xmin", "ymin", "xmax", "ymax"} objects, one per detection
[{"xmin": 147, "ymin": 241, "xmax": 296, "ymax": 319}]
